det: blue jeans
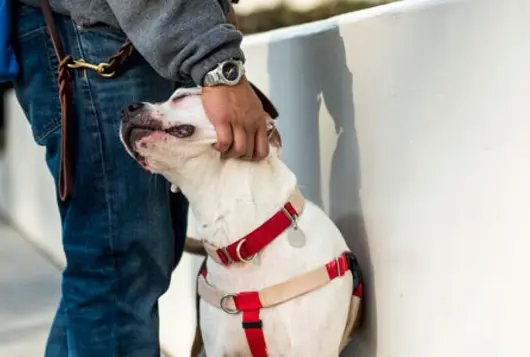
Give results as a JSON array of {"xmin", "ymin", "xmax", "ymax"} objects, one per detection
[{"xmin": 11, "ymin": 4, "xmax": 188, "ymax": 356}]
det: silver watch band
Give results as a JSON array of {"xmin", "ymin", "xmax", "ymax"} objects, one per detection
[{"xmin": 202, "ymin": 59, "xmax": 245, "ymax": 87}]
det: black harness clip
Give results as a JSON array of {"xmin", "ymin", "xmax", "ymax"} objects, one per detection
[{"xmin": 346, "ymin": 251, "xmax": 362, "ymax": 290}]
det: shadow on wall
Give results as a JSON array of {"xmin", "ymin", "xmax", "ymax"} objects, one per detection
[{"xmin": 267, "ymin": 25, "xmax": 377, "ymax": 356}]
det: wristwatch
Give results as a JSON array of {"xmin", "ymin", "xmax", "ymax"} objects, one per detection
[{"xmin": 202, "ymin": 59, "xmax": 245, "ymax": 87}]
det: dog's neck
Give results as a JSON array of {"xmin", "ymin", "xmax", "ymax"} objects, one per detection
[{"xmin": 166, "ymin": 147, "xmax": 297, "ymax": 247}]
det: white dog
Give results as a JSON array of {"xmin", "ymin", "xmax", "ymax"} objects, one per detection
[{"xmin": 119, "ymin": 87, "xmax": 363, "ymax": 357}]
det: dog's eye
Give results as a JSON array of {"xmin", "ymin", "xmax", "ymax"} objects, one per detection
[{"xmin": 167, "ymin": 124, "xmax": 195, "ymax": 138}]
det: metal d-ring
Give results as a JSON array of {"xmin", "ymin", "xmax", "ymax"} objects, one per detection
[
  {"xmin": 220, "ymin": 294, "xmax": 240, "ymax": 315},
  {"xmin": 282, "ymin": 207, "xmax": 299, "ymax": 230},
  {"xmin": 236, "ymin": 238, "xmax": 256, "ymax": 263}
]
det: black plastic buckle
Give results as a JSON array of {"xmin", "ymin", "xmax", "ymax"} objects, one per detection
[
  {"xmin": 346, "ymin": 251, "xmax": 362, "ymax": 290},
  {"xmin": 242, "ymin": 320, "xmax": 263, "ymax": 329}
]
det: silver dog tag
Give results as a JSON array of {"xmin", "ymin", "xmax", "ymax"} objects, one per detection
[{"xmin": 288, "ymin": 227, "xmax": 306, "ymax": 248}]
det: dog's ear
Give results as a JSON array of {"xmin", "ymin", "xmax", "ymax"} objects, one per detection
[
  {"xmin": 250, "ymin": 81, "xmax": 279, "ymax": 119},
  {"xmin": 248, "ymin": 81, "xmax": 282, "ymax": 154}
]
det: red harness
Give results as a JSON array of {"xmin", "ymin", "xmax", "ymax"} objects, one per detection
[
  {"xmin": 211, "ymin": 200, "xmax": 301, "ymax": 265},
  {"xmin": 199, "ymin": 253, "xmax": 362, "ymax": 357},
  {"xmin": 198, "ymin": 192, "xmax": 363, "ymax": 356}
]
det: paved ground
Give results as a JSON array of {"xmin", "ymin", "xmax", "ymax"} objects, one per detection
[
  {"xmin": 0, "ymin": 221, "xmax": 60, "ymax": 356},
  {"xmin": 0, "ymin": 221, "xmax": 173, "ymax": 357}
]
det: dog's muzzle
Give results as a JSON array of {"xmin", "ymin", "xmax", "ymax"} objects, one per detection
[
  {"xmin": 120, "ymin": 101, "xmax": 197, "ymax": 159},
  {"xmin": 119, "ymin": 102, "xmax": 160, "ymax": 162}
]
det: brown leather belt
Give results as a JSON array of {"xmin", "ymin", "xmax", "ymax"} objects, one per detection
[{"xmin": 38, "ymin": 0, "xmax": 278, "ymax": 202}]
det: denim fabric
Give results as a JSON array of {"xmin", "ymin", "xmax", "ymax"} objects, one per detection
[{"xmin": 11, "ymin": 4, "xmax": 188, "ymax": 356}]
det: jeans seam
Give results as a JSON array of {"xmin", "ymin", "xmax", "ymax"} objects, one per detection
[
  {"xmin": 36, "ymin": 122, "xmax": 62, "ymax": 143},
  {"xmin": 18, "ymin": 25, "xmax": 47, "ymax": 40},
  {"xmin": 70, "ymin": 21, "xmax": 119, "ymax": 357},
  {"xmin": 42, "ymin": 28, "xmax": 60, "ymax": 99},
  {"xmin": 32, "ymin": 27, "xmax": 63, "ymax": 143}
]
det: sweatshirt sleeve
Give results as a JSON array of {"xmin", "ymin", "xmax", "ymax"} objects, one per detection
[{"xmin": 104, "ymin": 0, "xmax": 245, "ymax": 85}]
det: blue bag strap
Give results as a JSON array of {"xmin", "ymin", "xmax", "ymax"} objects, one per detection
[{"xmin": 0, "ymin": 0, "xmax": 19, "ymax": 82}]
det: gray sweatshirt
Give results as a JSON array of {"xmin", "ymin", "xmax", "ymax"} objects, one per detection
[{"xmin": 17, "ymin": 0, "xmax": 244, "ymax": 85}]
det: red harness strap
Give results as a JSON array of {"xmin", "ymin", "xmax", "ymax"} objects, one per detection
[
  {"xmin": 199, "ymin": 252, "xmax": 358, "ymax": 357},
  {"xmin": 214, "ymin": 201, "xmax": 300, "ymax": 265},
  {"xmin": 234, "ymin": 292, "xmax": 268, "ymax": 357},
  {"xmin": 326, "ymin": 253, "xmax": 351, "ymax": 279}
]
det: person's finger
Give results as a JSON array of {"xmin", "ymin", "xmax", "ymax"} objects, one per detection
[
  {"xmin": 225, "ymin": 125, "xmax": 247, "ymax": 158},
  {"xmin": 213, "ymin": 122, "xmax": 233, "ymax": 153},
  {"xmin": 253, "ymin": 124, "xmax": 269, "ymax": 160},
  {"xmin": 243, "ymin": 125, "xmax": 257, "ymax": 161}
]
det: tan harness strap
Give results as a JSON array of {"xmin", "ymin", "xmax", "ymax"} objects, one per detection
[
  {"xmin": 202, "ymin": 244, "xmax": 220, "ymax": 263},
  {"xmin": 198, "ymin": 257, "xmax": 352, "ymax": 312},
  {"xmin": 339, "ymin": 296, "xmax": 362, "ymax": 351}
]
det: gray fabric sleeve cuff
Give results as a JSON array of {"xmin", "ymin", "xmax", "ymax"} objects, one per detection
[{"xmin": 189, "ymin": 29, "xmax": 246, "ymax": 86}]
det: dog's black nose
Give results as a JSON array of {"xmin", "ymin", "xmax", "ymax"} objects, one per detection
[
  {"xmin": 121, "ymin": 102, "xmax": 144, "ymax": 122},
  {"xmin": 125, "ymin": 102, "xmax": 144, "ymax": 115}
]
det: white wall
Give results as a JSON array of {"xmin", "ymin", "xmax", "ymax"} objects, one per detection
[
  {"xmin": 2, "ymin": 0, "xmax": 530, "ymax": 356},
  {"xmin": 235, "ymin": 0, "xmax": 388, "ymax": 15}
]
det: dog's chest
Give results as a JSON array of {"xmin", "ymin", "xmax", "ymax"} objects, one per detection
[
  {"xmin": 206, "ymin": 201, "xmax": 349, "ymax": 290},
  {"xmin": 200, "ymin": 201, "xmax": 352, "ymax": 356}
]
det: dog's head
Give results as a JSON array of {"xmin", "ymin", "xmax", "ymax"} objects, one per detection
[{"xmin": 119, "ymin": 87, "xmax": 281, "ymax": 177}]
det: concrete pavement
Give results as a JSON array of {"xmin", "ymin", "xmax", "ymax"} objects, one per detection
[
  {"xmin": 0, "ymin": 221, "xmax": 173, "ymax": 357},
  {"xmin": 0, "ymin": 220, "xmax": 60, "ymax": 356}
]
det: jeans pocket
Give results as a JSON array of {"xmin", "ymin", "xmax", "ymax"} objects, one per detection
[
  {"xmin": 12, "ymin": 13, "xmax": 62, "ymax": 145},
  {"xmin": 13, "ymin": 4, "xmax": 46, "ymax": 39}
]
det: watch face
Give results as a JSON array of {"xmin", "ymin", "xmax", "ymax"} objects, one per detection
[{"xmin": 222, "ymin": 62, "xmax": 240, "ymax": 81}]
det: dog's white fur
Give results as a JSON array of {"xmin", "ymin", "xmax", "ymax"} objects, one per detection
[{"xmin": 120, "ymin": 87, "xmax": 352, "ymax": 357}]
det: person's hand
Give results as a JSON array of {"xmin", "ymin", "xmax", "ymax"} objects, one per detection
[
  {"xmin": 201, "ymin": 1, "xmax": 269, "ymax": 161},
  {"xmin": 202, "ymin": 76, "xmax": 269, "ymax": 161}
]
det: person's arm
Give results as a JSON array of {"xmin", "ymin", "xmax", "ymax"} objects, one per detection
[
  {"xmin": 106, "ymin": 0, "xmax": 269, "ymax": 160},
  {"xmin": 104, "ymin": 0, "xmax": 243, "ymax": 85}
]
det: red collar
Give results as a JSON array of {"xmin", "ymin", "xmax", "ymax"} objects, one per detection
[{"xmin": 204, "ymin": 189, "xmax": 305, "ymax": 265}]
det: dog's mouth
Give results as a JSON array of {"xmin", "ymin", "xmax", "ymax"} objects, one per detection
[
  {"xmin": 120, "ymin": 124, "xmax": 149, "ymax": 164},
  {"xmin": 119, "ymin": 107, "xmax": 157, "ymax": 160}
]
